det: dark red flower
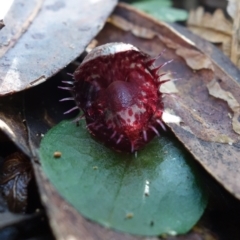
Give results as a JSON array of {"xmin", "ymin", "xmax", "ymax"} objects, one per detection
[{"xmin": 62, "ymin": 43, "xmax": 169, "ymax": 153}]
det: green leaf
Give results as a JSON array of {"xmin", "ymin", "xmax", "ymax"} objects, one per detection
[
  {"xmin": 39, "ymin": 120, "xmax": 207, "ymax": 236},
  {"xmin": 131, "ymin": 0, "xmax": 171, "ymax": 9},
  {"xmin": 131, "ymin": 0, "xmax": 188, "ymax": 22}
]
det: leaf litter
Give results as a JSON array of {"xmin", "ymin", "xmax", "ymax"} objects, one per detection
[
  {"xmin": 187, "ymin": 4, "xmax": 240, "ymax": 69},
  {"xmin": 1, "ymin": 1, "xmax": 240, "ymax": 239}
]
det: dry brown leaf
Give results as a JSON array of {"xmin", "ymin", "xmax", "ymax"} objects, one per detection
[
  {"xmin": 0, "ymin": 0, "xmax": 44, "ymax": 58},
  {"xmin": 109, "ymin": 15, "xmax": 156, "ymax": 39},
  {"xmin": 188, "ymin": 7, "xmax": 232, "ymax": 35},
  {"xmin": 188, "ymin": 5, "xmax": 240, "ymax": 69},
  {"xmin": 207, "ymin": 79, "xmax": 240, "ymax": 135},
  {"xmin": 187, "ymin": 7, "xmax": 232, "ymax": 57},
  {"xmin": 0, "ymin": 0, "xmax": 117, "ymax": 96},
  {"xmin": 0, "ymin": 152, "xmax": 32, "ymax": 213},
  {"xmin": 176, "ymin": 48, "xmax": 214, "ymax": 70}
]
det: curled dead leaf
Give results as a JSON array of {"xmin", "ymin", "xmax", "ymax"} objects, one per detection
[
  {"xmin": 108, "ymin": 15, "xmax": 156, "ymax": 39},
  {"xmin": 187, "ymin": 7, "xmax": 232, "ymax": 57},
  {"xmin": 188, "ymin": 7, "xmax": 232, "ymax": 36},
  {"xmin": 207, "ymin": 79, "xmax": 240, "ymax": 135},
  {"xmin": 187, "ymin": 5, "xmax": 240, "ymax": 69},
  {"xmin": 175, "ymin": 48, "xmax": 214, "ymax": 70},
  {"xmin": 0, "ymin": 152, "xmax": 32, "ymax": 213}
]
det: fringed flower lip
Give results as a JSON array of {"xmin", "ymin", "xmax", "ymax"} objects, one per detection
[{"xmin": 59, "ymin": 42, "xmax": 173, "ymax": 153}]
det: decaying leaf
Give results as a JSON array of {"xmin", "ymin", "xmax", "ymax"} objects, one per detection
[
  {"xmin": 187, "ymin": 5, "xmax": 240, "ymax": 69},
  {"xmin": 0, "ymin": 0, "xmax": 44, "ymax": 58},
  {"xmin": 207, "ymin": 79, "xmax": 240, "ymax": 135},
  {"xmin": 0, "ymin": 152, "xmax": 32, "ymax": 213},
  {"xmin": 108, "ymin": 15, "xmax": 156, "ymax": 39},
  {"xmin": 187, "ymin": 7, "xmax": 232, "ymax": 57},
  {"xmin": 0, "ymin": 0, "xmax": 118, "ymax": 96},
  {"xmin": 175, "ymin": 48, "xmax": 214, "ymax": 70}
]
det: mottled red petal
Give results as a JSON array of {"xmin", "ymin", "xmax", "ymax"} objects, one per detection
[{"xmin": 73, "ymin": 43, "xmax": 165, "ymax": 153}]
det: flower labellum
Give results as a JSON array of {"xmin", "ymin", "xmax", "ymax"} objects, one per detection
[{"xmin": 61, "ymin": 42, "xmax": 169, "ymax": 153}]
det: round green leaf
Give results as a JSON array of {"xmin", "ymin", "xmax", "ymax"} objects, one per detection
[{"xmin": 39, "ymin": 120, "xmax": 207, "ymax": 236}]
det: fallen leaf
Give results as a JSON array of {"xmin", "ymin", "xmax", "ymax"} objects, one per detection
[
  {"xmin": 207, "ymin": 79, "xmax": 240, "ymax": 135},
  {"xmin": 108, "ymin": 15, "xmax": 156, "ymax": 39},
  {"xmin": 175, "ymin": 48, "xmax": 214, "ymax": 70},
  {"xmin": 0, "ymin": 0, "xmax": 44, "ymax": 58},
  {"xmin": 187, "ymin": 5, "xmax": 240, "ymax": 69},
  {"xmin": 0, "ymin": 152, "xmax": 32, "ymax": 213},
  {"xmin": 0, "ymin": 0, "xmax": 117, "ymax": 96},
  {"xmin": 187, "ymin": 7, "xmax": 232, "ymax": 58}
]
